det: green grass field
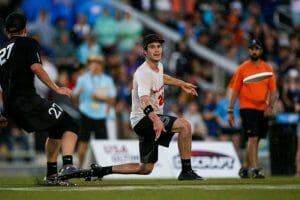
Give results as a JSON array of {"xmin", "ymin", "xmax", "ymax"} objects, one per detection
[{"xmin": 0, "ymin": 177, "xmax": 300, "ymax": 200}]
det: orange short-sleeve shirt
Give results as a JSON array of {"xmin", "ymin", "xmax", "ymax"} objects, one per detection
[{"xmin": 231, "ymin": 60, "xmax": 277, "ymax": 111}]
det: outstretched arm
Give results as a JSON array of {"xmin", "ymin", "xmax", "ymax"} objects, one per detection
[
  {"xmin": 31, "ymin": 63, "xmax": 72, "ymax": 98},
  {"xmin": 163, "ymin": 74, "xmax": 198, "ymax": 96}
]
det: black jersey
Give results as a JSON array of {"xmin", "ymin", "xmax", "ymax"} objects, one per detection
[{"xmin": 0, "ymin": 36, "xmax": 42, "ymax": 108}]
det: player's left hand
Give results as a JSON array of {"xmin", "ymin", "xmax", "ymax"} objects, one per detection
[
  {"xmin": 56, "ymin": 87, "xmax": 73, "ymax": 98},
  {"xmin": 264, "ymin": 106, "xmax": 273, "ymax": 117},
  {"xmin": 181, "ymin": 82, "xmax": 198, "ymax": 96}
]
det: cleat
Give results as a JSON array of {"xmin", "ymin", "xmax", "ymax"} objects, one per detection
[
  {"xmin": 178, "ymin": 170, "xmax": 206, "ymax": 181},
  {"xmin": 58, "ymin": 165, "xmax": 92, "ymax": 180},
  {"xmin": 43, "ymin": 175, "xmax": 77, "ymax": 186},
  {"xmin": 239, "ymin": 167, "xmax": 249, "ymax": 179},
  {"xmin": 84, "ymin": 164, "xmax": 104, "ymax": 181},
  {"xmin": 249, "ymin": 168, "xmax": 265, "ymax": 179}
]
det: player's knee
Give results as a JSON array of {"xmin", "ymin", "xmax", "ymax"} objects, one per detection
[
  {"xmin": 139, "ymin": 164, "xmax": 154, "ymax": 175},
  {"xmin": 179, "ymin": 118, "xmax": 192, "ymax": 136}
]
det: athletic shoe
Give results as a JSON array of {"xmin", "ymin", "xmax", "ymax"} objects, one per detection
[
  {"xmin": 58, "ymin": 165, "xmax": 92, "ymax": 180},
  {"xmin": 238, "ymin": 167, "xmax": 249, "ymax": 178},
  {"xmin": 43, "ymin": 175, "xmax": 77, "ymax": 186},
  {"xmin": 249, "ymin": 168, "xmax": 265, "ymax": 179},
  {"xmin": 84, "ymin": 164, "xmax": 104, "ymax": 181},
  {"xmin": 178, "ymin": 170, "xmax": 206, "ymax": 180}
]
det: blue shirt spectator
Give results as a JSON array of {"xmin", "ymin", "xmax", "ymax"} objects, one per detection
[{"xmin": 73, "ymin": 60, "xmax": 116, "ymax": 119}]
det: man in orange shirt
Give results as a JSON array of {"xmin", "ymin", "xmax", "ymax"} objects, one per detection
[{"xmin": 228, "ymin": 39, "xmax": 277, "ymax": 178}]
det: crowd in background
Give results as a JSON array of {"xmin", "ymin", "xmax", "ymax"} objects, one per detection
[{"xmin": 0, "ymin": 0, "xmax": 299, "ymax": 164}]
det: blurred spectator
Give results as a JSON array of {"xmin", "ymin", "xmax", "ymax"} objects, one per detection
[
  {"xmin": 27, "ymin": 10, "xmax": 55, "ymax": 49},
  {"xmin": 74, "ymin": 0, "xmax": 113, "ymax": 26},
  {"xmin": 117, "ymin": 12, "xmax": 143, "ymax": 53},
  {"xmin": 52, "ymin": 32, "xmax": 76, "ymax": 72},
  {"xmin": 168, "ymin": 39, "xmax": 194, "ymax": 78},
  {"xmin": 291, "ymin": 0, "xmax": 300, "ymax": 28},
  {"xmin": 202, "ymin": 90, "xmax": 219, "ymax": 140},
  {"xmin": 115, "ymin": 66, "xmax": 133, "ymax": 139},
  {"xmin": 258, "ymin": 0, "xmax": 278, "ymax": 28},
  {"xmin": 73, "ymin": 55, "xmax": 116, "ymax": 168},
  {"xmin": 94, "ymin": 7, "xmax": 119, "ymax": 54},
  {"xmin": 51, "ymin": 0, "xmax": 74, "ymax": 29},
  {"xmin": 72, "ymin": 13, "xmax": 92, "ymax": 46},
  {"xmin": 183, "ymin": 101, "xmax": 207, "ymax": 140},
  {"xmin": 281, "ymin": 69, "xmax": 299, "ymax": 112},
  {"xmin": 77, "ymin": 34, "xmax": 101, "ymax": 65},
  {"xmin": 21, "ymin": 0, "xmax": 52, "ymax": 22},
  {"xmin": 123, "ymin": 49, "xmax": 144, "ymax": 77},
  {"xmin": 215, "ymin": 89, "xmax": 241, "ymax": 157},
  {"xmin": 172, "ymin": 0, "xmax": 195, "ymax": 16},
  {"xmin": 53, "ymin": 16, "xmax": 69, "ymax": 42}
]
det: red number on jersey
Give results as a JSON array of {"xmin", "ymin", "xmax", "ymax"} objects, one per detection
[{"xmin": 158, "ymin": 92, "xmax": 164, "ymax": 106}]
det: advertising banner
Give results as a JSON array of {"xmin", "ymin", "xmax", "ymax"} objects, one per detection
[{"xmin": 90, "ymin": 140, "xmax": 241, "ymax": 179}]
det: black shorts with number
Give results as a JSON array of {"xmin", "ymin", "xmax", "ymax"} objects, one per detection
[
  {"xmin": 133, "ymin": 114, "xmax": 177, "ymax": 164},
  {"xmin": 79, "ymin": 113, "xmax": 107, "ymax": 142},
  {"xmin": 8, "ymin": 95, "xmax": 78, "ymax": 139},
  {"xmin": 239, "ymin": 109, "xmax": 269, "ymax": 139}
]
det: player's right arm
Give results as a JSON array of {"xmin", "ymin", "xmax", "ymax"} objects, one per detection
[
  {"xmin": 140, "ymin": 95, "xmax": 166, "ymax": 141},
  {"xmin": 31, "ymin": 63, "xmax": 72, "ymax": 98}
]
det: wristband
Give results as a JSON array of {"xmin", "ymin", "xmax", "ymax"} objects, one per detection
[
  {"xmin": 227, "ymin": 108, "xmax": 234, "ymax": 113},
  {"xmin": 143, "ymin": 105, "xmax": 154, "ymax": 116}
]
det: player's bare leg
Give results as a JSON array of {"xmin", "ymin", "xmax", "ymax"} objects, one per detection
[
  {"xmin": 172, "ymin": 118, "xmax": 205, "ymax": 180},
  {"xmin": 247, "ymin": 136, "xmax": 264, "ymax": 178},
  {"xmin": 172, "ymin": 118, "xmax": 192, "ymax": 159},
  {"xmin": 247, "ymin": 136, "xmax": 259, "ymax": 168},
  {"xmin": 77, "ymin": 141, "xmax": 88, "ymax": 168},
  {"xmin": 45, "ymin": 138, "xmax": 61, "ymax": 162},
  {"xmin": 111, "ymin": 163, "xmax": 154, "ymax": 174},
  {"xmin": 61, "ymin": 131, "xmax": 77, "ymax": 156}
]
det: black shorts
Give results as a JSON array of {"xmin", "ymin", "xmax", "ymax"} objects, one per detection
[
  {"xmin": 220, "ymin": 127, "xmax": 241, "ymax": 135},
  {"xmin": 79, "ymin": 113, "xmax": 107, "ymax": 142},
  {"xmin": 240, "ymin": 109, "xmax": 269, "ymax": 139},
  {"xmin": 9, "ymin": 95, "xmax": 78, "ymax": 138},
  {"xmin": 133, "ymin": 114, "xmax": 177, "ymax": 164}
]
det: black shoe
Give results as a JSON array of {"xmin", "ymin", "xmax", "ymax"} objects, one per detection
[
  {"xmin": 43, "ymin": 175, "xmax": 77, "ymax": 186},
  {"xmin": 238, "ymin": 167, "xmax": 249, "ymax": 179},
  {"xmin": 58, "ymin": 165, "xmax": 92, "ymax": 180},
  {"xmin": 84, "ymin": 164, "xmax": 104, "ymax": 181},
  {"xmin": 178, "ymin": 170, "xmax": 206, "ymax": 181},
  {"xmin": 249, "ymin": 168, "xmax": 265, "ymax": 179}
]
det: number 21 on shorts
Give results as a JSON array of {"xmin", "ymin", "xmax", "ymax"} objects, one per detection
[{"xmin": 48, "ymin": 103, "xmax": 63, "ymax": 119}]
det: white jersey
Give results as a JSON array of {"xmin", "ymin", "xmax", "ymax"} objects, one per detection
[{"xmin": 130, "ymin": 61, "xmax": 164, "ymax": 127}]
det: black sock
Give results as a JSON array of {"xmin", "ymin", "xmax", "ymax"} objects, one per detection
[
  {"xmin": 62, "ymin": 155, "xmax": 73, "ymax": 166},
  {"xmin": 102, "ymin": 166, "xmax": 113, "ymax": 176},
  {"xmin": 47, "ymin": 162, "xmax": 57, "ymax": 177},
  {"xmin": 181, "ymin": 159, "xmax": 192, "ymax": 172}
]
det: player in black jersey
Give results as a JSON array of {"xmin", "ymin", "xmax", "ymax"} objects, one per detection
[{"xmin": 0, "ymin": 12, "xmax": 81, "ymax": 186}]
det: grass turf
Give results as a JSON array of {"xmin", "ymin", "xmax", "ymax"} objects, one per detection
[{"xmin": 0, "ymin": 177, "xmax": 300, "ymax": 200}]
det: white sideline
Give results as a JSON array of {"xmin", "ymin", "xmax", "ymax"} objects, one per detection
[{"xmin": 0, "ymin": 184, "xmax": 300, "ymax": 191}]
